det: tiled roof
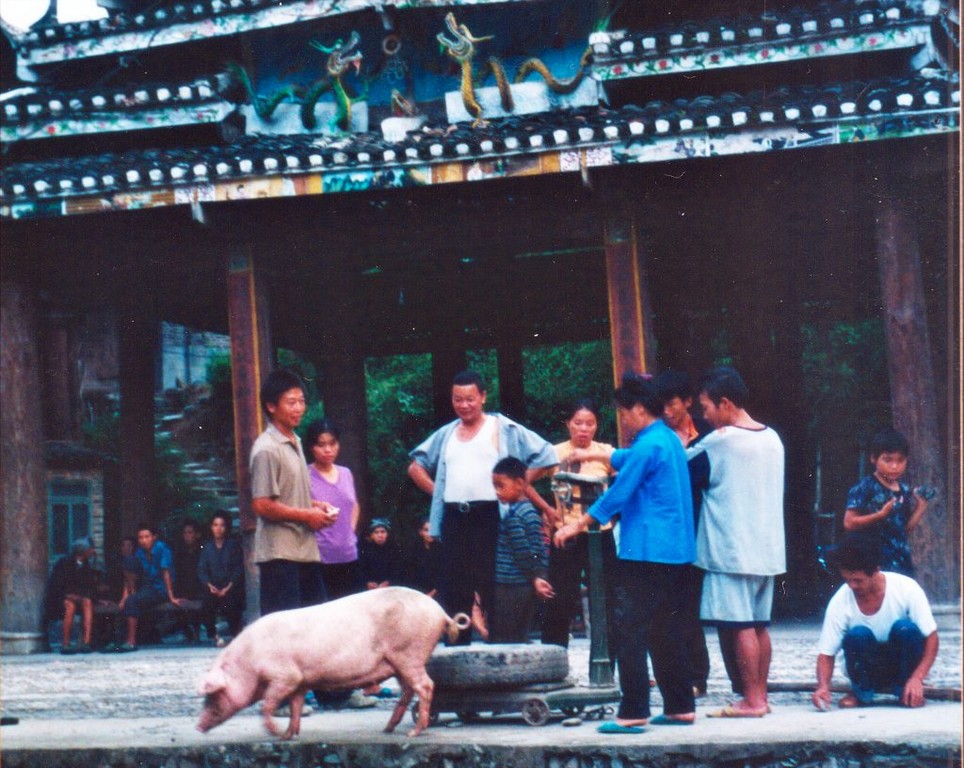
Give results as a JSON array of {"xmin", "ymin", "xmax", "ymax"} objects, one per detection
[
  {"xmin": 2, "ymin": 73, "xmax": 957, "ymax": 219},
  {"xmin": 1, "ymin": 75, "xmax": 232, "ymax": 141},
  {"xmin": 9, "ymin": 0, "xmax": 542, "ymax": 66},
  {"xmin": 591, "ymin": 1, "xmax": 940, "ymax": 80}
]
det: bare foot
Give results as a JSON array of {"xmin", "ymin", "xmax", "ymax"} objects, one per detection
[
  {"xmin": 615, "ymin": 718, "xmax": 649, "ymax": 727},
  {"xmin": 839, "ymin": 693, "xmax": 861, "ymax": 709}
]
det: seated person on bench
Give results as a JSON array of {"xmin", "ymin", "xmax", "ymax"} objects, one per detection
[
  {"xmin": 117, "ymin": 523, "xmax": 185, "ymax": 652},
  {"xmin": 47, "ymin": 538, "xmax": 98, "ymax": 654}
]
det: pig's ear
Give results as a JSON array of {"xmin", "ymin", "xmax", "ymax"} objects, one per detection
[{"xmin": 198, "ymin": 668, "xmax": 228, "ymax": 695}]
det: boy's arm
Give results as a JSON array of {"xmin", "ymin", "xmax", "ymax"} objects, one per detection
[
  {"xmin": 904, "ymin": 493, "xmax": 929, "ymax": 532},
  {"xmin": 162, "ymin": 569, "xmax": 185, "ymax": 606},
  {"xmin": 842, "ymin": 497, "xmax": 895, "ymax": 531}
]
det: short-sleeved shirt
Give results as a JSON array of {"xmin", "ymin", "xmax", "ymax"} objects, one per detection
[
  {"xmin": 816, "ymin": 571, "xmax": 937, "ymax": 657},
  {"xmin": 132, "ymin": 540, "xmax": 174, "ymax": 593},
  {"xmin": 310, "ymin": 464, "xmax": 359, "ymax": 565},
  {"xmin": 250, "ymin": 423, "xmax": 320, "ymax": 564},
  {"xmin": 845, "ymin": 474, "xmax": 915, "ymax": 576},
  {"xmin": 553, "ymin": 440, "xmax": 613, "ymax": 527},
  {"xmin": 687, "ymin": 425, "xmax": 786, "ymax": 576}
]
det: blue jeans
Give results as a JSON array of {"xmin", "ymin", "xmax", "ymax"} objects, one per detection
[{"xmin": 842, "ymin": 619, "xmax": 925, "ymax": 704}]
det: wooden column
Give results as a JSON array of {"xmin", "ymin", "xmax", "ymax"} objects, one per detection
[
  {"xmin": 320, "ymin": 354, "xmax": 372, "ymax": 521},
  {"xmin": 41, "ymin": 315, "xmax": 81, "ymax": 440},
  {"xmin": 875, "ymin": 195, "xmax": 954, "ymax": 603},
  {"xmin": 118, "ymin": 286, "xmax": 157, "ymax": 534},
  {"xmin": 1, "ymin": 274, "xmax": 49, "ymax": 653},
  {"xmin": 497, "ymin": 342, "xmax": 526, "ymax": 422},
  {"xmin": 226, "ymin": 242, "xmax": 273, "ymax": 534},
  {"xmin": 226, "ymin": 242, "xmax": 273, "ymax": 621},
  {"xmin": 604, "ymin": 216, "xmax": 656, "ymax": 443}
]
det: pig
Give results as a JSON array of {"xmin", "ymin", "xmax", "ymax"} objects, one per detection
[{"xmin": 196, "ymin": 586, "xmax": 470, "ymax": 739}]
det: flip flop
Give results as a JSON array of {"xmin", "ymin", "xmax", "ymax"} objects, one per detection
[
  {"xmin": 706, "ymin": 705, "xmax": 767, "ymax": 718},
  {"xmin": 648, "ymin": 715, "xmax": 695, "ymax": 726},
  {"xmin": 597, "ymin": 722, "xmax": 646, "ymax": 734}
]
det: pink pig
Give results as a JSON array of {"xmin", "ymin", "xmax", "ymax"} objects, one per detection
[{"xmin": 196, "ymin": 586, "xmax": 470, "ymax": 739}]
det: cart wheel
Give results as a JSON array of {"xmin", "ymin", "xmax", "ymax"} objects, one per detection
[
  {"xmin": 410, "ymin": 702, "xmax": 439, "ymax": 726},
  {"xmin": 560, "ymin": 706, "xmax": 585, "ymax": 718},
  {"xmin": 521, "ymin": 698, "xmax": 551, "ymax": 727}
]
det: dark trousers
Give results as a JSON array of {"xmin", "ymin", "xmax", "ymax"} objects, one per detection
[
  {"xmin": 200, "ymin": 589, "xmax": 244, "ymax": 638},
  {"xmin": 843, "ymin": 620, "xmax": 925, "ymax": 704},
  {"xmin": 258, "ymin": 559, "xmax": 327, "ymax": 616},
  {"xmin": 612, "ymin": 560, "xmax": 694, "ymax": 720},
  {"xmin": 440, "ymin": 502, "xmax": 500, "ymax": 644},
  {"xmin": 489, "ymin": 583, "xmax": 536, "ymax": 643},
  {"xmin": 541, "ymin": 529, "xmax": 617, "ymax": 653},
  {"xmin": 680, "ymin": 565, "xmax": 710, "ymax": 691},
  {"xmin": 321, "ymin": 561, "xmax": 362, "ymax": 601}
]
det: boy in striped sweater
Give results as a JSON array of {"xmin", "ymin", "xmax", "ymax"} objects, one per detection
[{"xmin": 489, "ymin": 457, "xmax": 555, "ymax": 643}]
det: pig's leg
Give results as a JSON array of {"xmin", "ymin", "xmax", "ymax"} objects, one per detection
[
  {"xmin": 394, "ymin": 668, "xmax": 435, "ymax": 737},
  {"xmin": 261, "ymin": 682, "xmax": 299, "ymax": 739},
  {"xmin": 282, "ymin": 692, "xmax": 306, "ymax": 739},
  {"xmin": 384, "ymin": 685, "xmax": 414, "ymax": 733}
]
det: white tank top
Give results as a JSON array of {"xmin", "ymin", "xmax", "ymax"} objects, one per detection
[{"xmin": 442, "ymin": 415, "xmax": 499, "ymax": 502}]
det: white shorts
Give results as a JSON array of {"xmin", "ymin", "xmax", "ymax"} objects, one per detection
[{"xmin": 700, "ymin": 572, "xmax": 774, "ymax": 627}]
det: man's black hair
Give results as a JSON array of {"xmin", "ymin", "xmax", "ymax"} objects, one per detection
[
  {"xmin": 260, "ymin": 368, "xmax": 304, "ymax": 415},
  {"xmin": 492, "ymin": 456, "xmax": 527, "ymax": 480},
  {"xmin": 135, "ymin": 521, "xmax": 155, "ymax": 535},
  {"xmin": 613, "ymin": 373, "xmax": 663, "ymax": 417},
  {"xmin": 655, "ymin": 370, "xmax": 693, "ymax": 402},
  {"xmin": 699, "ymin": 366, "xmax": 749, "ymax": 408},
  {"xmin": 452, "ymin": 369, "xmax": 486, "ymax": 392},
  {"xmin": 182, "ymin": 518, "xmax": 201, "ymax": 533},
  {"xmin": 869, "ymin": 427, "xmax": 910, "ymax": 458},
  {"xmin": 830, "ymin": 533, "xmax": 882, "ymax": 577}
]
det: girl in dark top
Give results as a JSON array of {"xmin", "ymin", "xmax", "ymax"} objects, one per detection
[{"xmin": 198, "ymin": 511, "xmax": 245, "ymax": 646}]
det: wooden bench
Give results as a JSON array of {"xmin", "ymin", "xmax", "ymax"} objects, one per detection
[{"xmin": 92, "ymin": 599, "xmax": 204, "ymax": 644}]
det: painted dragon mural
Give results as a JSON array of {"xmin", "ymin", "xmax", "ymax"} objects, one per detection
[
  {"xmin": 229, "ymin": 31, "xmax": 363, "ymax": 132},
  {"xmin": 437, "ymin": 12, "xmax": 592, "ymax": 127}
]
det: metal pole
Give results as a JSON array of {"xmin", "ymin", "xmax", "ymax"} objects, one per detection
[{"xmin": 552, "ymin": 471, "xmax": 613, "ymax": 688}]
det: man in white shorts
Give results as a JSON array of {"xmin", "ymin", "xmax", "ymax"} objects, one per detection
[
  {"xmin": 813, "ymin": 534, "xmax": 938, "ymax": 710},
  {"xmin": 687, "ymin": 366, "xmax": 785, "ymax": 718}
]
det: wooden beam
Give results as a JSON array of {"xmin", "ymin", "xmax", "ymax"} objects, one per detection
[
  {"xmin": 226, "ymin": 242, "xmax": 273, "ymax": 533},
  {"xmin": 604, "ymin": 216, "xmax": 656, "ymax": 443}
]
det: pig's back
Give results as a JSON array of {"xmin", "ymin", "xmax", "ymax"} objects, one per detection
[{"xmin": 234, "ymin": 587, "xmax": 448, "ymax": 666}]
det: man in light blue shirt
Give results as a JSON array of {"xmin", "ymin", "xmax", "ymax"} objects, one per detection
[{"xmin": 556, "ymin": 373, "xmax": 696, "ymax": 732}]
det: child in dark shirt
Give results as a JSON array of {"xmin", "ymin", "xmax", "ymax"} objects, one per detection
[
  {"xmin": 843, "ymin": 427, "xmax": 931, "ymax": 576},
  {"xmin": 489, "ymin": 457, "xmax": 555, "ymax": 643},
  {"xmin": 359, "ymin": 518, "xmax": 401, "ymax": 590},
  {"xmin": 408, "ymin": 516, "xmax": 443, "ymax": 598}
]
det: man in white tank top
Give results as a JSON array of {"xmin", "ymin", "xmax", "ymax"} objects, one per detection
[
  {"xmin": 408, "ymin": 370, "xmax": 557, "ymax": 643},
  {"xmin": 687, "ymin": 366, "xmax": 785, "ymax": 718}
]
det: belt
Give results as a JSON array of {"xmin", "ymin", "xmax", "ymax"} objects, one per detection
[{"xmin": 444, "ymin": 500, "xmax": 499, "ymax": 514}]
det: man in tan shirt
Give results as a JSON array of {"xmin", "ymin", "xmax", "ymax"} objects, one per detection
[{"xmin": 250, "ymin": 369, "xmax": 337, "ymax": 616}]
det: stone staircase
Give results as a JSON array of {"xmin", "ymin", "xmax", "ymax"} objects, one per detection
[{"xmin": 155, "ymin": 388, "xmax": 240, "ymax": 522}]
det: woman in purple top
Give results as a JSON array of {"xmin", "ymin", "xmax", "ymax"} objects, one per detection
[{"xmin": 304, "ymin": 418, "xmax": 362, "ymax": 600}]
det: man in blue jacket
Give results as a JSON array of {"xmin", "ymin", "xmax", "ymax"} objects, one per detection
[{"xmin": 556, "ymin": 373, "xmax": 696, "ymax": 732}]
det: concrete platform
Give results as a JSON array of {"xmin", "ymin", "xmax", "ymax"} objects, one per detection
[{"xmin": 2, "ymin": 621, "xmax": 961, "ymax": 767}]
